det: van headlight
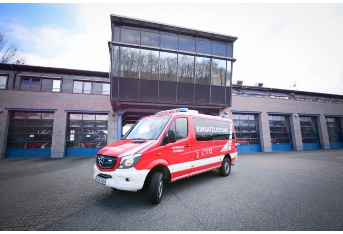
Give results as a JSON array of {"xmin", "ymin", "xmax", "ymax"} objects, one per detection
[{"xmin": 119, "ymin": 154, "xmax": 142, "ymax": 169}]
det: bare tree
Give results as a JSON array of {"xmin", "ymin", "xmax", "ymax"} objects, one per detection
[{"xmin": 0, "ymin": 32, "xmax": 26, "ymax": 64}]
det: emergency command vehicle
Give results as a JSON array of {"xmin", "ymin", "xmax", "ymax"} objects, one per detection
[{"xmin": 93, "ymin": 108, "xmax": 238, "ymax": 204}]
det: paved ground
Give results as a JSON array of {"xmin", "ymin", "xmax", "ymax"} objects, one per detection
[{"xmin": 0, "ymin": 149, "xmax": 343, "ymax": 231}]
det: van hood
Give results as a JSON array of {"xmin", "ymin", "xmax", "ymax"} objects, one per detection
[{"xmin": 98, "ymin": 139, "xmax": 157, "ymax": 157}]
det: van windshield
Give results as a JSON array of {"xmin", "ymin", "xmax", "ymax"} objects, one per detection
[{"xmin": 123, "ymin": 116, "xmax": 171, "ymax": 140}]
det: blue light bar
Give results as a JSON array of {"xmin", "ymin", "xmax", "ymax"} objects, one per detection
[
  {"xmin": 155, "ymin": 108, "xmax": 189, "ymax": 115},
  {"xmin": 221, "ymin": 115, "xmax": 229, "ymax": 118}
]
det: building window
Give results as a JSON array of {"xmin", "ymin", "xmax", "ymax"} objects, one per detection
[
  {"xmin": 195, "ymin": 56, "xmax": 211, "ymax": 85},
  {"xmin": 160, "ymin": 51, "xmax": 177, "ymax": 82},
  {"xmin": 141, "ymin": 29, "xmax": 160, "ymax": 47},
  {"xmin": 120, "ymin": 26, "xmax": 140, "ymax": 45},
  {"xmin": 227, "ymin": 43, "xmax": 233, "ymax": 57},
  {"xmin": 196, "ymin": 39, "xmax": 211, "ymax": 54},
  {"xmin": 102, "ymin": 83, "xmax": 110, "ymax": 95},
  {"xmin": 226, "ymin": 61, "xmax": 232, "ymax": 87},
  {"xmin": 233, "ymin": 114, "xmax": 260, "ymax": 145},
  {"xmin": 7, "ymin": 111, "xmax": 54, "ymax": 149},
  {"xmin": 73, "ymin": 81, "xmax": 92, "ymax": 94},
  {"xmin": 212, "ymin": 42, "xmax": 227, "ymax": 57},
  {"xmin": 178, "ymin": 54, "xmax": 194, "ymax": 83},
  {"xmin": 67, "ymin": 113, "xmax": 108, "ymax": 149},
  {"xmin": 0, "ymin": 75, "xmax": 7, "ymax": 89},
  {"xmin": 20, "ymin": 77, "xmax": 41, "ymax": 91},
  {"xmin": 161, "ymin": 33, "xmax": 178, "ymax": 50},
  {"xmin": 300, "ymin": 116, "xmax": 319, "ymax": 143},
  {"xmin": 140, "ymin": 49, "xmax": 159, "ymax": 80},
  {"xmin": 269, "ymin": 115, "xmax": 292, "ymax": 144},
  {"xmin": 52, "ymin": 80, "xmax": 61, "ymax": 92},
  {"xmin": 326, "ymin": 117, "xmax": 343, "ymax": 143},
  {"xmin": 212, "ymin": 58, "xmax": 226, "ymax": 86},
  {"xmin": 179, "ymin": 36, "xmax": 195, "ymax": 52},
  {"xmin": 120, "ymin": 47, "xmax": 140, "ymax": 79}
]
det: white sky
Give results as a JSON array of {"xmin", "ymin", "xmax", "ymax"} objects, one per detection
[{"xmin": 2, "ymin": 2, "xmax": 343, "ymax": 95}]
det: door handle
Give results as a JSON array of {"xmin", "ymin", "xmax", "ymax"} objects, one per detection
[{"xmin": 185, "ymin": 144, "xmax": 191, "ymax": 148}]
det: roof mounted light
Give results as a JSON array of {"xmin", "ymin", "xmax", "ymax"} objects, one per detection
[{"xmin": 155, "ymin": 108, "xmax": 198, "ymax": 115}]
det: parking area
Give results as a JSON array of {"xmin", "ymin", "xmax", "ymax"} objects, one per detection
[{"xmin": 0, "ymin": 149, "xmax": 343, "ymax": 231}]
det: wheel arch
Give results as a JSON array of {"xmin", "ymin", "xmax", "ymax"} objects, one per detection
[{"xmin": 144, "ymin": 164, "xmax": 171, "ymax": 188}]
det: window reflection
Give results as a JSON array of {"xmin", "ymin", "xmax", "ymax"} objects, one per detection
[
  {"xmin": 226, "ymin": 61, "xmax": 232, "ymax": 87},
  {"xmin": 160, "ymin": 52, "xmax": 177, "ymax": 82},
  {"xmin": 120, "ymin": 27, "xmax": 140, "ymax": 44},
  {"xmin": 179, "ymin": 36, "xmax": 195, "ymax": 52},
  {"xmin": 120, "ymin": 47, "xmax": 140, "ymax": 78},
  {"xmin": 178, "ymin": 54, "xmax": 194, "ymax": 83},
  {"xmin": 212, "ymin": 42, "xmax": 226, "ymax": 57},
  {"xmin": 227, "ymin": 44, "xmax": 233, "ymax": 57},
  {"xmin": 196, "ymin": 39, "xmax": 211, "ymax": 54},
  {"xmin": 141, "ymin": 30, "xmax": 160, "ymax": 47},
  {"xmin": 212, "ymin": 59, "xmax": 226, "ymax": 86},
  {"xmin": 140, "ymin": 49, "xmax": 159, "ymax": 80},
  {"xmin": 195, "ymin": 56, "xmax": 210, "ymax": 85},
  {"xmin": 161, "ymin": 33, "xmax": 178, "ymax": 50}
]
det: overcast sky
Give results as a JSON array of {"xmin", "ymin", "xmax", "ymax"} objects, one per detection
[{"xmin": 0, "ymin": 3, "xmax": 342, "ymax": 95}]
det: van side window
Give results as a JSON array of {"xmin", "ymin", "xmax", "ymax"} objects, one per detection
[
  {"xmin": 169, "ymin": 118, "xmax": 188, "ymax": 140},
  {"xmin": 193, "ymin": 117, "xmax": 232, "ymax": 141}
]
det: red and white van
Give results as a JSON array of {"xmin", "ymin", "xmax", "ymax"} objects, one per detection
[{"xmin": 93, "ymin": 108, "xmax": 238, "ymax": 204}]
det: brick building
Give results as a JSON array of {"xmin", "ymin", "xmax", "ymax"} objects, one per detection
[{"xmin": 0, "ymin": 14, "xmax": 342, "ymax": 158}]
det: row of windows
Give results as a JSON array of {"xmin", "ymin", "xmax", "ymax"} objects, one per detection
[
  {"xmin": 0, "ymin": 75, "xmax": 110, "ymax": 95},
  {"xmin": 112, "ymin": 46, "xmax": 232, "ymax": 86},
  {"xmin": 326, "ymin": 118, "xmax": 343, "ymax": 143},
  {"xmin": 112, "ymin": 25, "xmax": 234, "ymax": 57}
]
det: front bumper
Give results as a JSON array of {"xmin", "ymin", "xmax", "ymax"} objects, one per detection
[{"xmin": 93, "ymin": 165, "xmax": 149, "ymax": 191}]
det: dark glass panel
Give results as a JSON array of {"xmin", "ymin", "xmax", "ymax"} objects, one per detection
[
  {"xmin": 140, "ymin": 49, "xmax": 159, "ymax": 80},
  {"xmin": 112, "ymin": 46, "xmax": 119, "ymax": 77},
  {"xmin": 160, "ymin": 52, "xmax": 177, "ymax": 82},
  {"xmin": 179, "ymin": 36, "xmax": 195, "ymax": 52},
  {"xmin": 161, "ymin": 33, "xmax": 178, "ymax": 50},
  {"xmin": 212, "ymin": 42, "xmax": 226, "ymax": 57},
  {"xmin": 41, "ymin": 119, "xmax": 53, "ymax": 127},
  {"xmin": 227, "ymin": 44, "xmax": 233, "ymax": 57},
  {"xmin": 195, "ymin": 56, "xmax": 210, "ymax": 85},
  {"xmin": 212, "ymin": 58, "xmax": 226, "ymax": 86},
  {"xmin": 120, "ymin": 27, "xmax": 140, "ymax": 44},
  {"xmin": 226, "ymin": 61, "xmax": 232, "ymax": 87},
  {"xmin": 194, "ymin": 84, "xmax": 210, "ymax": 104},
  {"xmin": 141, "ymin": 30, "xmax": 160, "ymax": 47},
  {"xmin": 26, "ymin": 119, "xmax": 41, "ymax": 126},
  {"xmin": 196, "ymin": 39, "xmax": 211, "ymax": 54},
  {"xmin": 120, "ymin": 47, "xmax": 140, "ymax": 79},
  {"xmin": 177, "ymin": 83, "xmax": 194, "ymax": 103},
  {"xmin": 178, "ymin": 54, "xmax": 194, "ymax": 83},
  {"xmin": 119, "ymin": 77, "xmax": 139, "ymax": 100},
  {"xmin": 41, "ymin": 79, "xmax": 52, "ymax": 92},
  {"xmin": 211, "ymin": 86, "xmax": 225, "ymax": 104},
  {"xmin": 159, "ymin": 81, "xmax": 176, "ymax": 103},
  {"xmin": 139, "ymin": 79, "xmax": 158, "ymax": 102},
  {"xmin": 112, "ymin": 26, "xmax": 120, "ymax": 42},
  {"xmin": 12, "ymin": 119, "xmax": 26, "ymax": 126}
]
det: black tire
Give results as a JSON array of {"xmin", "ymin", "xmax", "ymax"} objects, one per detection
[
  {"xmin": 149, "ymin": 172, "xmax": 164, "ymax": 204},
  {"xmin": 219, "ymin": 157, "xmax": 231, "ymax": 177}
]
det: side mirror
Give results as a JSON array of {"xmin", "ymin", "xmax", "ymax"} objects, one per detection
[{"xmin": 166, "ymin": 130, "xmax": 176, "ymax": 144}]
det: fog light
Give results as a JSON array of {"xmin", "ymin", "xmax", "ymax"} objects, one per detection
[{"xmin": 125, "ymin": 178, "xmax": 130, "ymax": 182}]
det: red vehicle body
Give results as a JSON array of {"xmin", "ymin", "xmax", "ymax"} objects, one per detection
[{"xmin": 93, "ymin": 108, "xmax": 238, "ymax": 204}]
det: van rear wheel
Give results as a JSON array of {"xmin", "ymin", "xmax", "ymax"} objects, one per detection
[
  {"xmin": 149, "ymin": 172, "xmax": 164, "ymax": 204},
  {"xmin": 219, "ymin": 157, "xmax": 231, "ymax": 177}
]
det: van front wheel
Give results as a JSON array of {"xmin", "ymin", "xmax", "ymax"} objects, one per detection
[
  {"xmin": 219, "ymin": 157, "xmax": 231, "ymax": 177},
  {"xmin": 149, "ymin": 172, "xmax": 164, "ymax": 204}
]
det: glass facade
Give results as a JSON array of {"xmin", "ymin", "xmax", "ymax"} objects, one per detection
[
  {"xmin": 233, "ymin": 114, "xmax": 260, "ymax": 152},
  {"xmin": 20, "ymin": 77, "xmax": 61, "ymax": 92},
  {"xmin": 67, "ymin": 113, "xmax": 108, "ymax": 149},
  {"xmin": 326, "ymin": 117, "xmax": 343, "ymax": 148}
]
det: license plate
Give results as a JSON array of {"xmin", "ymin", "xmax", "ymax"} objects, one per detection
[{"xmin": 95, "ymin": 176, "xmax": 106, "ymax": 185}]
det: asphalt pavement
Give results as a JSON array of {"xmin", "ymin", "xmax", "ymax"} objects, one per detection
[{"xmin": 0, "ymin": 149, "xmax": 343, "ymax": 231}]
